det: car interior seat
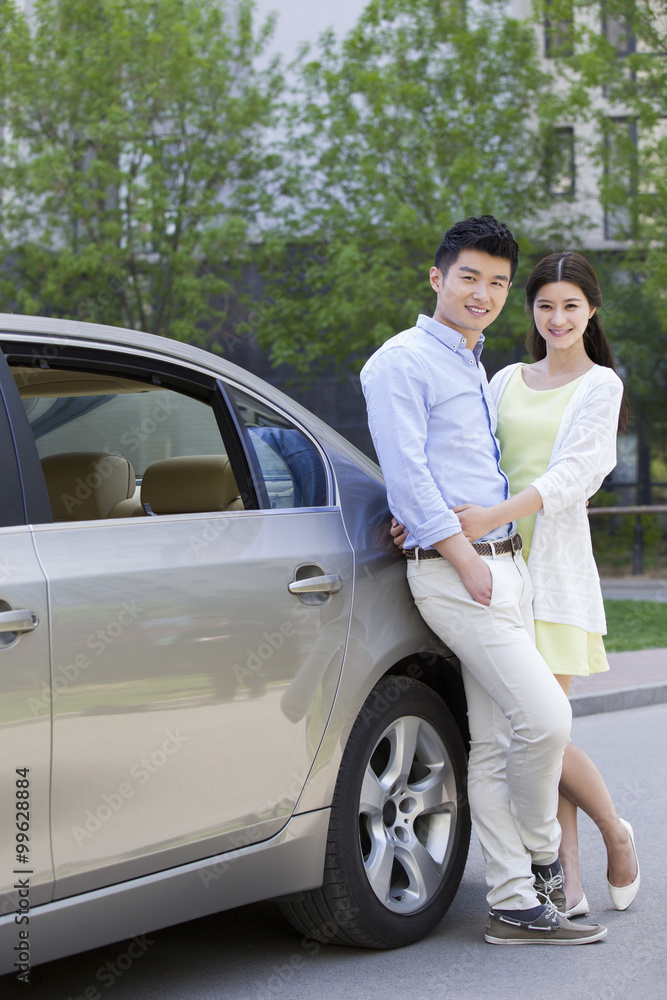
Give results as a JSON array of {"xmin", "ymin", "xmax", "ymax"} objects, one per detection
[
  {"xmin": 40, "ymin": 451, "xmax": 137, "ymax": 521},
  {"xmin": 139, "ymin": 455, "xmax": 244, "ymax": 514}
]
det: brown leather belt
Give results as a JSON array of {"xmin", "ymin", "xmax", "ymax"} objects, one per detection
[{"xmin": 403, "ymin": 532, "xmax": 523, "ymax": 560}]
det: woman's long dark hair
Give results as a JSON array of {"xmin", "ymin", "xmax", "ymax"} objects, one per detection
[{"xmin": 525, "ymin": 251, "xmax": 629, "ymax": 430}]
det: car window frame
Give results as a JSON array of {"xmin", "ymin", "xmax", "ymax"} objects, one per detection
[
  {"xmin": 220, "ymin": 377, "xmax": 336, "ymax": 511},
  {"xmin": 0, "ymin": 339, "xmax": 262, "ymax": 519},
  {"xmin": 0, "ymin": 349, "xmax": 52, "ymax": 525}
]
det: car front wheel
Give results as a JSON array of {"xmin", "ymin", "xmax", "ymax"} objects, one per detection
[{"xmin": 280, "ymin": 676, "xmax": 470, "ymax": 948}]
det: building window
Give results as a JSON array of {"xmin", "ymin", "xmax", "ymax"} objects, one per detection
[
  {"xmin": 603, "ymin": 118, "xmax": 638, "ymax": 240},
  {"xmin": 544, "ymin": 0, "xmax": 573, "ymax": 58},
  {"xmin": 544, "ymin": 126, "xmax": 575, "ymax": 197},
  {"xmin": 602, "ymin": 6, "xmax": 635, "ymax": 57}
]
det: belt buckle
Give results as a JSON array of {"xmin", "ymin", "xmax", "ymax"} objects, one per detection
[{"xmin": 510, "ymin": 531, "xmax": 522, "ymax": 555}]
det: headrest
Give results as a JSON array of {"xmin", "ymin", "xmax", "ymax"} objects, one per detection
[
  {"xmin": 140, "ymin": 455, "xmax": 241, "ymax": 514},
  {"xmin": 41, "ymin": 452, "xmax": 136, "ymax": 521}
]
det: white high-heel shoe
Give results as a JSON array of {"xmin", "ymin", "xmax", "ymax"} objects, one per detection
[
  {"xmin": 608, "ymin": 818, "xmax": 640, "ymax": 911},
  {"xmin": 565, "ymin": 893, "xmax": 590, "ymax": 918}
]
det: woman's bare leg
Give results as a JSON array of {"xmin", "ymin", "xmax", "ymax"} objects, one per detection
[
  {"xmin": 557, "ymin": 781, "xmax": 584, "ymax": 910},
  {"xmin": 555, "ymin": 674, "xmax": 638, "ymax": 908},
  {"xmin": 554, "ymin": 675, "xmax": 584, "ymax": 909}
]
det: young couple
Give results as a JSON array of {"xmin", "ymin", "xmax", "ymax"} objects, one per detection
[{"xmin": 361, "ymin": 215, "xmax": 640, "ymax": 945}]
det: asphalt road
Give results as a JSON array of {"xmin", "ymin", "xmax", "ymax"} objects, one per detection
[{"xmin": 3, "ymin": 703, "xmax": 664, "ymax": 1000}]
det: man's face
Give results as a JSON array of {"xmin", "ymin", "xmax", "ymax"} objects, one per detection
[{"xmin": 429, "ymin": 249, "xmax": 512, "ymax": 340}]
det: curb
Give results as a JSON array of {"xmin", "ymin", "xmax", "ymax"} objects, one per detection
[
  {"xmin": 571, "ymin": 682, "xmax": 667, "ymax": 717},
  {"xmin": 569, "ymin": 646, "xmax": 667, "ymax": 717}
]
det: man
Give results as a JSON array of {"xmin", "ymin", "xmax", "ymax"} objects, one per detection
[{"xmin": 361, "ymin": 215, "xmax": 606, "ymax": 945}]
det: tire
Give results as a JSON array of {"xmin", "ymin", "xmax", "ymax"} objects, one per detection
[{"xmin": 279, "ymin": 676, "xmax": 471, "ymax": 948}]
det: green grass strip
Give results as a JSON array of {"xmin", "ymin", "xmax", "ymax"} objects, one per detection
[{"xmin": 604, "ymin": 599, "xmax": 667, "ymax": 652}]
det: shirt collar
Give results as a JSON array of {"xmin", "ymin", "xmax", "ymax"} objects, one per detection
[{"xmin": 416, "ymin": 313, "xmax": 485, "ymax": 360}]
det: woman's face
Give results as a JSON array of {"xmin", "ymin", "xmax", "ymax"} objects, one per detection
[{"xmin": 533, "ymin": 280, "xmax": 595, "ymax": 354}]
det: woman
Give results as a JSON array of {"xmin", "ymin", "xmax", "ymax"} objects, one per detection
[{"xmin": 392, "ymin": 251, "xmax": 640, "ymax": 915}]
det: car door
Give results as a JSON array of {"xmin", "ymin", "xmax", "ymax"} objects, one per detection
[
  {"xmin": 0, "ymin": 358, "xmax": 54, "ymax": 915},
  {"xmin": 4, "ymin": 340, "xmax": 354, "ymax": 899}
]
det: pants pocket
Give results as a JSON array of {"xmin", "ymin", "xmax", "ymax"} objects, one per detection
[{"xmin": 472, "ymin": 560, "xmax": 525, "ymax": 637}]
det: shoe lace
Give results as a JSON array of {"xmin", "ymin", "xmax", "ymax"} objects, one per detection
[
  {"xmin": 542, "ymin": 899, "xmax": 562, "ymax": 924},
  {"xmin": 538, "ymin": 871, "xmax": 564, "ymax": 898}
]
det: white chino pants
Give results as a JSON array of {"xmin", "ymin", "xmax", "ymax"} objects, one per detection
[{"xmin": 407, "ymin": 549, "xmax": 572, "ymax": 910}]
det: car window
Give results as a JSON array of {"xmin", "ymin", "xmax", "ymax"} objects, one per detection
[
  {"xmin": 11, "ymin": 364, "xmax": 249, "ymax": 522},
  {"xmin": 227, "ymin": 386, "xmax": 329, "ymax": 509},
  {"xmin": 21, "ymin": 388, "xmax": 223, "ymax": 477}
]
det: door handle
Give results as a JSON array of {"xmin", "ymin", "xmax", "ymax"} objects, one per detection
[
  {"xmin": 0, "ymin": 610, "xmax": 40, "ymax": 634},
  {"xmin": 288, "ymin": 574, "xmax": 342, "ymax": 595}
]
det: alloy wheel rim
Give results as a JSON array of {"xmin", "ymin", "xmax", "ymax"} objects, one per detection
[{"xmin": 358, "ymin": 714, "xmax": 459, "ymax": 914}]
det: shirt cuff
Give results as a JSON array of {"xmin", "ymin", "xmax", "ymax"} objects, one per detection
[{"xmin": 413, "ymin": 512, "xmax": 463, "ymax": 549}]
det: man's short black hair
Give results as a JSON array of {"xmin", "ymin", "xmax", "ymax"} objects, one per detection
[{"xmin": 434, "ymin": 215, "xmax": 519, "ymax": 280}]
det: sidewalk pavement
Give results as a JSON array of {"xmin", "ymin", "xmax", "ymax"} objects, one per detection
[
  {"xmin": 570, "ymin": 577, "xmax": 667, "ymax": 717},
  {"xmin": 570, "ymin": 647, "xmax": 667, "ymax": 717}
]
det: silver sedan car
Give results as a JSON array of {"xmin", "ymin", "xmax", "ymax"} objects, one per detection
[{"xmin": 0, "ymin": 314, "xmax": 470, "ymax": 978}]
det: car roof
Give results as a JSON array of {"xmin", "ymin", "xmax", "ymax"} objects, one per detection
[
  {"xmin": 0, "ymin": 311, "xmax": 265, "ymax": 388},
  {"xmin": 0, "ymin": 313, "xmax": 381, "ymax": 479}
]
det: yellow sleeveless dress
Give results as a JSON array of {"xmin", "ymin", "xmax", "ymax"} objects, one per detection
[{"xmin": 496, "ymin": 366, "xmax": 609, "ymax": 676}]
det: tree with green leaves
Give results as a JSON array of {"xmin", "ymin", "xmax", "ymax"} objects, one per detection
[
  {"xmin": 531, "ymin": 0, "xmax": 667, "ymax": 456},
  {"xmin": 254, "ymin": 0, "xmax": 574, "ymax": 373},
  {"xmin": 0, "ymin": 0, "xmax": 281, "ymax": 340}
]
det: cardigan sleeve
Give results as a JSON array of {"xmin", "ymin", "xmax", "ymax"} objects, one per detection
[{"xmin": 530, "ymin": 372, "xmax": 624, "ymax": 516}]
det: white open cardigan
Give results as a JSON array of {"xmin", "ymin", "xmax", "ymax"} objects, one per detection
[{"xmin": 488, "ymin": 363, "xmax": 624, "ymax": 634}]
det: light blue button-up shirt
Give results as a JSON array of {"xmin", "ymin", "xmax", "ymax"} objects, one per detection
[{"xmin": 360, "ymin": 313, "xmax": 512, "ymax": 549}]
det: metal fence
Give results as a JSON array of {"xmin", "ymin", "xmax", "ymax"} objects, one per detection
[{"xmin": 588, "ymin": 505, "xmax": 667, "ymax": 575}]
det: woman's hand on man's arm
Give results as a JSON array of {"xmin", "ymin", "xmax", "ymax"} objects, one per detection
[
  {"xmin": 453, "ymin": 487, "xmax": 544, "ymax": 539},
  {"xmin": 450, "ymin": 504, "xmax": 498, "ymax": 542}
]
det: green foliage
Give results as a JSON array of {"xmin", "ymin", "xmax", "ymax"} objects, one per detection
[
  {"xmin": 532, "ymin": 0, "xmax": 667, "ymax": 454},
  {"xmin": 256, "ymin": 0, "xmax": 575, "ymax": 372},
  {"xmin": 604, "ymin": 599, "xmax": 667, "ymax": 652},
  {"xmin": 0, "ymin": 0, "xmax": 282, "ymax": 340},
  {"xmin": 593, "ymin": 511, "xmax": 664, "ymax": 565}
]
